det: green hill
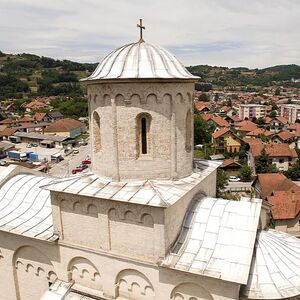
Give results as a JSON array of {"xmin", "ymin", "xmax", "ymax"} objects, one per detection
[
  {"xmin": 0, "ymin": 50, "xmax": 299, "ymax": 100},
  {"xmin": 187, "ymin": 64, "xmax": 300, "ymax": 88},
  {"xmin": 0, "ymin": 50, "xmax": 97, "ymax": 100}
]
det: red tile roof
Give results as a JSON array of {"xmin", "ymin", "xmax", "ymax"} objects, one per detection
[
  {"xmin": 264, "ymin": 116, "xmax": 272, "ymax": 124},
  {"xmin": 25, "ymin": 101, "xmax": 48, "ymax": 109},
  {"xmin": 195, "ymin": 101, "xmax": 211, "ymax": 112},
  {"xmin": 210, "ymin": 116, "xmax": 230, "ymax": 127},
  {"xmin": 221, "ymin": 158, "xmax": 241, "ymax": 168},
  {"xmin": 276, "ymin": 130, "xmax": 294, "ymax": 141},
  {"xmin": 19, "ymin": 116, "xmax": 34, "ymax": 123},
  {"xmin": 276, "ymin": 116, "xmax": 288, "ymax": 125},
  {"xmin": 0, "ymin": 127, "xmax": 17, "ymax": 137},
  {"xmin": 201, "ymin": 114, "xmax": 214, "ymax": 121},
  {"xmin": 267, "ymin": 191, "xmax": 300, "ymax": 219},
  {"xmin": 249, "ymin": 143, "xmax": 298, "ymax": 158},
  {"xmin": 256, "ymin": 173, "xmax": 300, "ymax": 199},
  {"xmin": 33, "ymin": 112, "xmax": 47, "ymax": 122},
  {"xmin": 246, "ymin": 128, "xmax": 273, "ymax": 137},
  {"xmin": 212, "ymin": 128, "xmax": 230, "ymax": 139},
  {"xmin": 44, "ymin": 118, "xmax": 85, "ymax": 133},
  {"xmin": 238, "ymin": 123, "xmax": 258, "ymax": 132},
  {"xmin": 0, "ymin": 118, "xmax": 14, "ymax": 125}
]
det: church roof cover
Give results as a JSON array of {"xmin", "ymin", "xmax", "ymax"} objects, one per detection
[
  {"xmin": 161, "ymin": 195, "xmax": 262, "ymax": 285},
  {"xmin": 81, "ymin": 40, "xmax": 198, "ymax": 81},
  {"xmin": 242, "ymin": 229, "xmax": 300, "ymax": 299},
  {"xmin": 41, "ymin": 160, "xmax": 221, "ymax": 208},
  {"xmin": 0, "ymin": 170, "xmax": 57, "ymax": 241}
]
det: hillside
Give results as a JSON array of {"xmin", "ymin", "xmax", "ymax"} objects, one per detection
[
  {"xmin": 0, "ymin": 50, "xmax": 97, "ymax": 100},
  {"xmin": 187, "ymin": 64, "xmax": 300, "ymax": 89},
  {"xmin": 0, "ymin": 50, "xmax": 299, "ymax": 100}
]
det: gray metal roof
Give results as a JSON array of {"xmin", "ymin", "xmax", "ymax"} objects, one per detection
[
  {"xmin": 14, "ymin": 132, "xmax": 67, "ymax": 142},
  {"xmin": 161, "ymin": 195, "xmax": 262, "ymax": 285},
  {"xmin": 81, "ymin": 40, "xmax": 198, "ymax": 81},
  {"xmin": 0, "ymin": 171, "xmax": 57, "ymax": 241},
  {"xmin": 242, "ymin": 229, "xmax": 300, "ymax": 299},
  {"xmin": 41, "ymin": 160, "xmax": 221, "ymax": 208}
]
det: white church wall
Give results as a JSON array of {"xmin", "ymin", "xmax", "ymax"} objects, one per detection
[
  {"xmin": 164, "ymin": 169, "xmax": 217, "ymax": 252},
  {"xmin": 87, "ymin": 81, "xmax": 194, "ymax": 180},
  {"xmin": 51, "ymin": 191, "xmax": 166, "ymax": 262},
  {"xmin": 0, "ymin": 230, "xmax": 59, "ymax": 300}
]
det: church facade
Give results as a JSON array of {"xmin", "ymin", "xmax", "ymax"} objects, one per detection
[{"xmin": 0, "ymin": 27, "xmax": 299, "ymax": 300}]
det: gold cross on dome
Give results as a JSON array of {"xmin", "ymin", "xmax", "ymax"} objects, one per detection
[{"xmin": 137, "ymin": 19, "xmax": 145, "ymax": 42}]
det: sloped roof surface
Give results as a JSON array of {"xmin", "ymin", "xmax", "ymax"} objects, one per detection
[
  {"xmin": 250, "ymin": 143, "xmax": 297, "ymax": 158},
  {"xmin": 42, "ymin": 160, "xmax": 221, "ymax": 208},
  {"xmin": 256, "ymin": 173, "xmax": 300, "ymax": 199},
  {"xmin": 267, "ymin": 191, "xmax": 300, "ymax": 219},
  {"xmin": 82, "ymin": 40, "xmax": 198, "ymax": 80},
  {"xmin": 241, "ymin": 229, "xmax": 300, "ymax": 299},
  {"xmin": 162, "ymin": 195, "xmax": 262, "ymax": 284},
  {"xmin": 212, "ymin": 127, "xmax": 230, "ymax": 139},
  {"xmin": 44, "ymin": 118, "xmax": 84, "ymax": 133},
  {"xmin": 0, "ymin": 170, "xmax": 56, "ymax": 241}
]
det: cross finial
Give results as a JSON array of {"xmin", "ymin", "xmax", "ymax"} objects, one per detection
[{"xmin": 137, "ymin": 19, "xmax": 145, "ymax": 42}]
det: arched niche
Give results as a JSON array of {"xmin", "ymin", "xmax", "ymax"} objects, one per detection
[
  {"xmin": 115, "ymin": 269, "xmax": 154, "ymax": 300},
  {"xmin": 175, "ymin": 93, "xmax": 184, "ymax": 103},
  {"xmin": 13, "ymin": 245, "xmax": 56, "ymax": 300},
  {"xmin": 68, "ymin": 257, "xmax": 102, "ymax": 291},
  {"xmin": 116, "ymin": 93, "xmax": 125, "ymax": 105},
  {"xmin": 170, "ymin": 282, "xmax": 213, "ymax": 300},
  {"xmin": 146, "ymin": 93, "xmax": 158, "ymax": 104}
]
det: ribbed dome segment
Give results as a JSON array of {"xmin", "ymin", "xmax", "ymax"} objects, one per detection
[{"xmin": 82, "ymin": 41, "xmax": 198, "ymax": 80}]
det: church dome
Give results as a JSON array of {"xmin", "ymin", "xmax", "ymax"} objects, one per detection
[{"xmin": 83, "ymin": 40, "xmax": 198, "ymax": 81}]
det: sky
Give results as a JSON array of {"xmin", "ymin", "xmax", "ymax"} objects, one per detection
[{"xmin": 0, "ymin": 0, "xmax": 299, "ymax": 68}]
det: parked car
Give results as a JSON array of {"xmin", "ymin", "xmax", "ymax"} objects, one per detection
[
  {"xmin": 73, "ymin": 149, "xmax": 79, "ymax": 154},
  {"xmin": 82, "ymin": 159, "xmax": 91, "ymax": 165},
  {"xmin": 31, "ymin": 143, "xmax": 38, "ymax": 147},
  {"xmin": 26, "ymin": 144, "xmax": 32, "ymax": 148},
  {"xmin": 229, "ymin": 176, "xmax": 241, "ymax": 182},
  {"xmin": 0, "ymin": 160, "xmax": 8, "ymax": 166},
  {"xmin": 72, "ymin": 164, "xmax": 88, "ymax": 174}
]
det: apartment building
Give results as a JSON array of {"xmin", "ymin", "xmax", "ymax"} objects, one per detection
[
  {"xmin": 239, "ymin": 104, "xmax": 266, "ymax": 120},
  {"xmin": 280, "ymin": 104, "xmax": 300, "ymax": 123}
]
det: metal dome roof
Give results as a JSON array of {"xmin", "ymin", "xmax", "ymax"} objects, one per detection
[{"xmin": 82, "ymin": 40, "xmax": 198, "ymax": 81}]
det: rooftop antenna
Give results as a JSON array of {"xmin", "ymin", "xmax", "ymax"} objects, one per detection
[{"xmin": 137, "ymin": 18, "xmax": 145, "ymax": 42}]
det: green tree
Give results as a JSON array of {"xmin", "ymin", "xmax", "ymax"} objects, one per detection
[
  {"xmin": 216, "ymin": 169, "xmax": 228, "ymax": 196},
  {"xmin": 238, "ymin": 165, "xmax": 253, "ymax": 182},
  {"xmin": 198, "ymin": 93, "xmax": 209, "ymax": 102},
  {"xmin": 284, "ymin": 161, "xmax": 300, "ymax": 180},
  {"xmin": 269, "ymin": 110, "xmax": 277, "ymax": 117},
  {"xmin": 255, "ymin": 148, "xmax": 279, "ymax": 174},
  {"xmin": 194, "ymin": 115, "xmax": 212, "ymax": 145},
  {"xmin": 275, "ymin": 87, "xmax": 281, "ymax": 96}
]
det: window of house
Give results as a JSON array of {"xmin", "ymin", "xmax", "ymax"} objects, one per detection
[{"xmin": 279, "ymin": 158, "xmax": 284, "ymax": 163}]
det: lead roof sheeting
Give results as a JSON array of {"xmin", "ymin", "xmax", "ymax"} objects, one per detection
[
  {"xmin": 42, "ymin": 160, "xmax": 221, "ymax": 208},
  {"xmin": 82, "ymin": 41, "xmax": 198, "ymax": 81},
  {"xmin": 162, "ymin": 195, "xmax": 262, "ymax": 285},
  {"xmin": 241, "ymin": 229, "xmax": 300, "ymax": 299},
  {"xmin": 0, "ymin": 173, "xmax": 57, "ymax": 241}
]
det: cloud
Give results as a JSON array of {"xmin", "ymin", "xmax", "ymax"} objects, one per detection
[{"xmin": 0, "ymin": 0, "xmax": 299, "ymax": 68}]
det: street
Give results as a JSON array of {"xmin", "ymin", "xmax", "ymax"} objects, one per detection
[
  {"xmin": 225, "ymin": 181, "xmax": 253, "ymax": 192},
  {"xmin": 49, "ymin": 144, "xmax": 91, "ymax": 177}
]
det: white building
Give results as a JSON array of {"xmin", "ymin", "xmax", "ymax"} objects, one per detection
[
  {"xmin": 239, "ymin": 104, "xmax": 266, "ymax": 120},
  {"xmin": 0, "ymin": 25, "xmax": 299, "ymax": 300},
  {"xmin": 280, "ymin": 104, "xmax": 300, "ymax": 123}
]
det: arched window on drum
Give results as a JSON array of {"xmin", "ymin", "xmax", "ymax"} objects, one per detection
[
  {"xmin": 93, "ymin": 111, "xmax": 101, "ymax": 152},
  {"xmin": 136, "ymin": 113, "xmax": 151, "ymax": 157},
  {"xmin": 185, "ymin": 109, "xmax": 192, "ymax": 152}
]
